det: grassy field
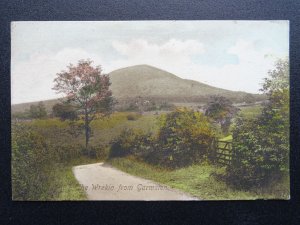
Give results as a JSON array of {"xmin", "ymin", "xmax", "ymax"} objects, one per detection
[
  {"xmin": 90, "ymin": 112, "xmax": 159, "ymax": 146},
  {"xmin": 238, "ymin": 104, "xmax": 262, "ymax": 118},
  {"xmin": 109, "ymin": 157, "xmax": 289, "ymax": 200},
  {"xmin": 28, "ymin": 112, "xmax": 160, "ymax": 147},
  {"xmin": 13, "ymin": 108, "xmax": 289, "ymax": 200}
]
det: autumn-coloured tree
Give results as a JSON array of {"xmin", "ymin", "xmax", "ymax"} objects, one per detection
[{"xmin": 53, "ymin": 59, "xmax": 113, "ymax": 150}]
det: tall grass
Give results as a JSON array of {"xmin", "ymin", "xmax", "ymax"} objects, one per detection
[
  {"xmin": 109, "ymin": 157, "xmax": 290, "ymax": 200},
  {"xmin": 238, "ymin": 105, "xmax": 262, "ymax": 118}
]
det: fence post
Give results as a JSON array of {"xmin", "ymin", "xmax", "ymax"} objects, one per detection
[{"xmin": 211, "ymin": 138, "xmax": 217, "ymax": 163}]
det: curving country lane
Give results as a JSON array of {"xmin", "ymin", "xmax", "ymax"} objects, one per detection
[{"xmin": 72, "ymin": 162, "xmax": 199, "ymax": 201}]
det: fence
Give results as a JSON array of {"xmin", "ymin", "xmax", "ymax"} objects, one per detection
[{"xmin": 211, "ymin": 139, "xmax": 234, "ymax": 166}]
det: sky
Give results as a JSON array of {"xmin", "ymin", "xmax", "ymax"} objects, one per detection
[{"xmin": 11, "ymin": 21, "xmax": 289, "ymax": 104}]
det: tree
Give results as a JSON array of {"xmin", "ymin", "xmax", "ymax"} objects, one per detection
[
  {"xmin": 53, "ymin": 59, "xmax": 113, "ymax": 150},
  {"xmin": 260, "ymin": 58, "xmax": 289, "ymax": 132},
  {"xmin": 52, "ymin": 102, "xmax": 77, "ymax": 121},
  {"xmin": 228, "ymin": 59, "xmax": 289, "ymax": 187},
  {"xmin": 204, "ymin": 95, "xmax": 239, "ymax": 134},
  {"xmin": 29, "ymin": 101, "xmax": 47, "ymax": 119}
]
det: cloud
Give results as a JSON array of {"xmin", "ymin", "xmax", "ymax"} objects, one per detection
[
  {"xmin": 108, "ymin": 38, "xmax": 285, "ymax": 93},
  {"xmin": 11, "ymin": 48, "xmax": 104, "ymax": 104},
  {"xmin": 11, "ymin": 38, "xmax": 287, "ymax": 104},
  {"xmin": 107, "ymin": 38, "xmax": 205, "ymax": 71},
  {"xmin": 190, "ymin": 39, "xmax": 285, "ymax": 92}
]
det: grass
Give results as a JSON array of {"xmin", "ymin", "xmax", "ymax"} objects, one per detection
[
  {"xmin": 219, "ymin": 135, "xmax": 232, "ymax": 141},
  {"xmin": 50, "ymin": 157, "xmax": 100, "ymax": 200},
  {"xmin": 238, "ymin": 104, "xmax": 262, "ymax": 118},
  {"xmin": 25, "ymin": 111, "xmax": 160, "ymax": 147},
  {"xmin": 14, "ymin": 109, "xmax": 290, "ymax": 200},
  {"xmin": 30, "ymin": 118, "xmax": 70, "ymax": 128},
  {"xmin": 90, "ymin": 112, "xmax": 159, "ymax": 146},
  {"xmin": 109, "ymin": 157, "xmax": 290, "ymax": 200}
]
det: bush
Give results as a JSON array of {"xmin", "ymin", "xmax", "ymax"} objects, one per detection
[
  {"xmin": 156, "ymin": 108, "xmax": 215, "ymax": 168},
  {"xmin": 227, "ymin": 59, "xmax": 289, "ymax": 188},
  {"xmin": 109, "ymin": 108, "xmax": 216, "ymax": 169},
  {"xmin": 227, "ymin": 116, "xmax": 289, "ymax": 187},
  {"xmin": 109, "ymin": 128, "xmax": 151, "ymax": 158},
  {"xmin": 29, "ymin": 101, "xmax": 48, "ymax": 119},
  {"xmin": 126, "ymin": 113, "xmax": 141, "ymax": 121},
  {"xmin": 52, "ymin": 103, "xmax": 78, "ymax": 121},
  {"xmin": 12, "ymin": 124, "xmax": 57, "ymax": 200}
]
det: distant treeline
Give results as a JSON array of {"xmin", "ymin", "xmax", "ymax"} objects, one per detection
[
  {"xmin": 115, "ymin": 93, "xmax": 265, "ymax": 110},
  {"xmin": 12, "ymin": 93, "xmax": 266, "ymax": 119}
]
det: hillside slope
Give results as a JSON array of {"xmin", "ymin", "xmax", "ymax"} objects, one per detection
[
  {"xmin": 12, "ymin": 64, "xmax": 264, "ymax": 113},
  {"xmin": 109, "ymin": 64, "xmax": 261, "ymax": 101}
]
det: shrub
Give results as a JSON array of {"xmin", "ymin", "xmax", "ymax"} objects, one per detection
[
  {"xmin": 227, "ymin": 116, "xmax": 288, "ymax": 187},
  {"xmin": 156, "ymin": 108, "xmax": 215, "ymax": 168},
  {"xmin": 52, "ymin": 102, "xmax": 78, "ymax": 121},
  {"xmin": 227, "ymin": 59, "xmax": 289, "ymax": 187},
  {"xmin": 29, "ymin": 101, "xmax": 48, "ymax": 119},
  {"xmin": 204, "ymin": 95, "xmax": 239, "ymax": 135},
  {"xmin": 126, "ymin": 113, "xmax": 141, "ymax": 121},
  {"xmin": 109, "ymin": 108, "xmax": 215, "ymax": 168},
  {"xmin": 12, "ymin": 124, "xmax": 57, "ymax": 200},
  {"xmin": 109, "ymin": 128, "xmax": 156, "ymax": 158}
]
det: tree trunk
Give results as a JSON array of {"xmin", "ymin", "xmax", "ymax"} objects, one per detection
[{"xmin": 84, "ymin": 108, "xmax": 90, "ymax": 155}]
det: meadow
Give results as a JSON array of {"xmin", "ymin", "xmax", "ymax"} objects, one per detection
[
  {"xmin": 12, "ymin": 103, "xmax": 289, "ymax": 200},
  {"xmin": 12, "ymin": 111, "xmax": 160, "ymax": 200}
]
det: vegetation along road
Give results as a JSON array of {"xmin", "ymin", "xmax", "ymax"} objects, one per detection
[{"xmin": 73, "ymin": 162, "xmax": 199, "ymax": 200}]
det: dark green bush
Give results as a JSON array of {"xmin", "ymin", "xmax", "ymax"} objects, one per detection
[
  {"xmin": 227, "ymin": 59, "xmax": 289, "ymax": 188},
  {"xmin": 11, "ymin": 121, "xmax": 107, "ymax": 200},
  {"xmin": 52, "ymin": 102, "xmax": 78, "ymax": 121},
  {"xmin": 12, "ymin": 124, "xmax": 57, "ymax": 200},
  {"xmin": 227, "ymin": 116, "xmax": 289, "ymax": 187},
  {"xmin": 109, "ymin": 128, "xmax": 150, "ymax": 158}
]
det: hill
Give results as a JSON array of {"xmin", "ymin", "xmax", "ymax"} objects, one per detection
[
  {"xmin": 109, "ymin": 64, "xmax": 263, "ymax": 102},
  {"xmin": 12, "ymin": 64, "xmax": 265, "ymax": 113}
]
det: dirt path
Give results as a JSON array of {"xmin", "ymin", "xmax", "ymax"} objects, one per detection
[{"xmin": 72, "ymin": 162, "xmax": 199, "ymax": 200}]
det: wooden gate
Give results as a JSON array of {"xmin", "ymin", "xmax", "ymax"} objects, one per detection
[{"xmin": 211, "ymin": 140, "xmax": 233, "ymax": 166}]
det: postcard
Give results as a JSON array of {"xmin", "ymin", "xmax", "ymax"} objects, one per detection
[{"xmin": 11, "ymin": 21, "xmax": 289, "ymax": 200}]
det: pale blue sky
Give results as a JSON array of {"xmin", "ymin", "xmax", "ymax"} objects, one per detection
[{"xmin": 11, "ymin": 21, "xmax": 289, "ymax": 104}]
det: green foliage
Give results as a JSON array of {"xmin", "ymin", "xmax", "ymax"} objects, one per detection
[
  {"xmin": 228, "ymin": 117, "xmax": 287, "ymax": 187},
  {"xmin": 156, "ymin": 108, "xmax": 215, "ymax": 167},
  {"xmin": 12, "ymin": 124, "xmax": 57, "ymax": 200},
  {"xmin": 12, "ymin": 120, "xmax": 108, "ymax": 200},
  {"xmin": 204, "ymin": 95, "xmax": 239, "ymax": 134},
  {"xmin": 109, "ymin": 108, "xmax": 215, "ymax": 168},
  {"xmin": 109, "ymin": 128, "xmax": 153, "ymax": 158},
  {"xmin": 29, "ymin": 101, "xmax": 47, "ymax": 119},
  {"xmin": 227, "ymin": 59, "xmax": 289, "ymax": 187},
  {"xmin": 52, "ymin": 102, "xmax": 78, "ymax": 121}
]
